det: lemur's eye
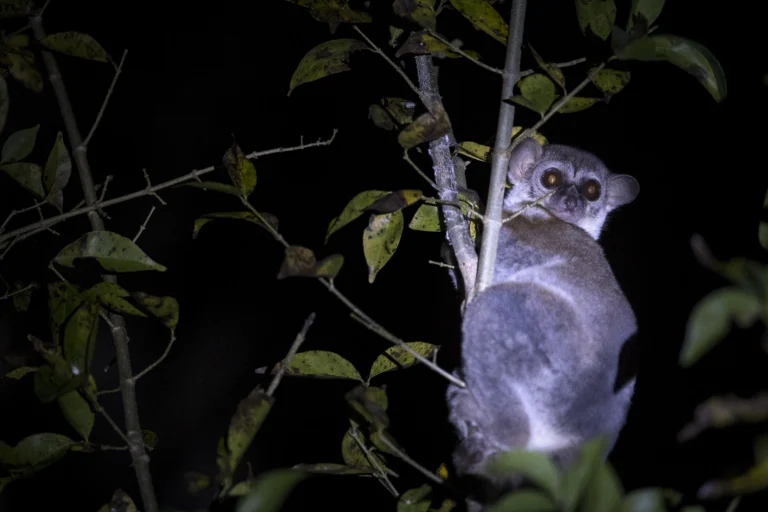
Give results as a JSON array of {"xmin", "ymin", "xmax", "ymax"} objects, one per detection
[
  {"xmin": 581, "ymin": 179, "xmax": 601, "ymax": 201},
  {"xmin": 541, "ymin": 169, "xmax": 561, "ymax": 188}
]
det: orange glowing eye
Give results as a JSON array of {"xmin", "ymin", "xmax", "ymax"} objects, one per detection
[
  {"xmin": 541, "ymin": 169, "xmax": 560, "ymax": 188},
  {"xmin": 581, "ymin": 180, "xmax": 601, "ymax": 201}
]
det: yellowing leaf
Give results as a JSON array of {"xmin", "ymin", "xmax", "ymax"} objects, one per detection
[
  {"xmin": 395, "ymin": 31, "xmax": 481, "ymax": 60},
  {"xmin": 40, "ymin": 32, "xmax": 109, "ymax": 62},
  {"xmin": 368, "ymin": 342, "xmax": 438, "ymax": 381},
  {"xmin": 227, "ymin": 388, "xmax": 274, "ymax": 473},
  {"xmin": 449, "ymin": 0, "xmax": 509, "ymax": 45},
  {"xmin": 276, "ymin": 246, "xmax": 344, "ymax": 280},
  {"xmin": 271, "ymin": 350, "xmax": 362, "ymax": 381},
  {"xmin": 288, "ymin": 39, "xmax": 369, "ymax": 96},
  {"xmin": 363, "ymin": 211, "xmax": 404, "ymax": 283},
  {"xmin": 409, "ymin": 204, "xmax": 441, "ymax": 232},
  {"xmin": 131, "ymin": 292, "xmax": 179, "ymax": 329},
  {"xmin": 223, "ymin": 142, "xmax": 257, "ymax": 198},
  {"xmin": 366, "ymin": 189, "xmax": 423, "ymax": 214},
  {"xmin": 510, "ymin": 126, "xmax": 548, "ymax": 146},
  {"xmin": 397, "ymin": 102, "xmax": 452, "ymax": 150},
  {"xmin": 54, "ymin": 231, "xmax": 167, "ymax": 272},
  {"xmin": 590, "ymin": 68, "xmax": 631, "ymax": 95},
  {"xmin": 382, "ymin": 97, "xmax": 416, "ymax": 125},
  {"xmin": 83, "ymin": 282, "xmax": 147, "ymax": 318},
  {"xmin": 575, "ymin": 0, "xmax": 617, "ymax": 41},
  {"xmin": 326, "ymin": 190, "xmax": 390, "ymax": 242},
  {"xmin": 558, "ymin": 96, "xmax": 602, "ymax": 113}
]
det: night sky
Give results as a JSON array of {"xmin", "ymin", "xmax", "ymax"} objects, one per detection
[{"xmin": 1, "ymin": 1, "xmax": 766, "ymax": 511}]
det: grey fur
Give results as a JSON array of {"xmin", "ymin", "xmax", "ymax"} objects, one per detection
[{"xmin": 446, "ymin": 138, "xmax": 639, "ymax": 503}]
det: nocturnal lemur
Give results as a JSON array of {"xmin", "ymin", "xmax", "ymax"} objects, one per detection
[{"xmin": 446, "ymin": 137, "xmax": 639, "ymax": 503}]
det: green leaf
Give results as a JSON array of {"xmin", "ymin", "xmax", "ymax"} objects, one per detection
[
  {"xmin": 181, "ymin": 180, "xmax": 245, "ymax": 197},
  {"xmin": 486, "ymin": 450, "xmax": 560, "ymax": 499},
  {"xmin": 227, "ymin": 388, "xmax": 274, "ymax": 474},
  {"xmin": 340, "ymin": 428, "xmax": 389, "ymax": 471},
  {"xmin": 33, "ymin": 360, "xmax": 86, "ymax": 404},
  {"xmin": 48, "ymin": 281, "xmax": 83, "ymax": 346},
  {"xmin": 288, "ymin": 39, "xmax": 369, "ymax": 96},
  {"xmin": 292, "ymin": 462, "xmax": 376, "ymax": 475},
  {"xmin": 11, "ymin": 433, "xmax": 75, "ymax": 470},
  {"xmin": 369, "ymin": 104, "xmax": 397, "ymax": 130},
  {"xmin": 382, "ymin": 97, "xmax": 416, "ymax": 125},
  {"xmin": 326, "ymin": 190, "xmax": 390, "ymax": 242},
  {"xmin": 2, "ymin": 366, "xmax": 38, "ymax": 380},
  {"xmin": 393, "ymin": 0, "xmax": 436, "ymax": 31},
  {"xmin": 43, "ymin": 131, "xmax": 72, "ymax": 211},
  {"xmin": 557, "ymin": 96, "xmax": 602, "ymax": 113},
  {"xmin": 449, "ymin": 0, "xmax": 509, "ymax": 45},
  {"xmin": 363, "ymin": 211, "xmax": 404, "ymax": 283},
  {"xmin": 530, "ymin": 46, "xmax": 565, "ymax": 90},
  {"xmin": 223, "ymin": 142, "xmax": 257, "ymax": 198},
  {"xmin": 508, "ymin": 74, "xmax": 557, "ymax": 117},
  {"xmin": 575, "ymin": 0, "xmax": 616, "ymax": 41},
  {"xmin": 679, "ymin": 287, "xmax": 762, "ymax": 367},
  {"xmin": 397, "ymin": 103, "xmax": 452, "ymax": 150},
  {"xmin": 590, "ymin": 68, "xmax": 631, "ymax": 95},
  {"xmin": 627, "ymin": 0, "xmax": 665, "ymax": 33},
  {"xmin": 234, "ymin": 468, "xmax": 307, "ymax": 512},
  {"xmin": 581, "ymin": 463, "xmax": 624, "ymax": 512},
  {"xmin": 615, "ymin": 35, "xmax": 727, "ymax": 102},
  {"xmin": 276, "ymin": 246, "xmax": 344, "ymax": 280},
  {"xmin": 40, "ymin": 32, "xmax": 109, "ymax": 62},
  {"xmin": 192, "ymin": 211, "xmax": 279, "ymax": 239},
  {"xmin": 409, "ymin": 204, "xmax": 441, "ymax": 232},
  {"xmin": 345, "ymin": 385, "xmax": 390, "ymax": 430},
  {"xmin": 131, "ymin": 292, "xmax": 179, "ymax": 329},
  {"xmin": 619, "ymin": 487, "xmax": 666, "ymax": 512},
  {"xmin": 96, "ymin": 489, "xmax": 138, "ymax": 512},
  {"xmin": 5, "ymin": 51, "xmax": 43, "ymax": 93},
  {"xmin": 0, "ymin": 162, "xmax": 45, "ymax": 198},
  {"xmin": 397, "ymin": 484, "xmax": 432, "ymax": 512},
  {"xmin": 1, "ymin": 124, "xmax": 39, "ymax": 164},
  {"xmin": 83, "ymin": 282, "xmax": 147, "ymax": 318},
  {"xmin": 486, "ymin": 489, "xmax": 557, "ymax": 512},
  {"xmin": 368, "ymin": 342, "xmax": 438, "ymax": 381},
  {"xmin": 271, "ymin": 350, "xmax": 362, "ymax": 381},
  {"xmin": 560, "ymin": 437, "xmax": 608, "ymax": 509},
  {"xmin": 54, "ymin": 231, "xmax": 167, "ymax": 272},
  {"xmin": 62, "ymin": 301, "xmax": 100, "ymax": 376},
  {"xmin": 57, "ymin": 390, "xmax": 95, "ymax": 441},
  {"xmin": 759, "ymin": 222, "xmax": 768, "ymax": 251}
]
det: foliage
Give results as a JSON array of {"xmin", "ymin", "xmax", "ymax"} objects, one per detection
[{"xmin": 0, "ymin": 0, "xmax": 741, "ymax": 511}]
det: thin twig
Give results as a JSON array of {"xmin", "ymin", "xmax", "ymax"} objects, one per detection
[
  {"xmin": 402, "ymin": 150, "xmax": 438, "ymax": 190},
  {"xmin": 0, "ymin": 283, "xmax": 37, "ymax": 301},
  {"xmin": 82, "ymin": 390, "xmax": 132, "ymax": 446},
  {"xmin": 238, "ymin": 199, "xmax": 466, "ymax": 389},
  {"xmin": 353, "ymin": 25, "xmax": 425, "ymax": 102},
  {"xmin": 350, "ymin": 428, "xmax": 399, "ymax": 497},
  {"xmin": 84, "ymin": 49, "xmax": 128, "ymax": 148},
  {"xmin": 377, "ymin": 431, "xmax": 443, "ymax": 485},
  {"xmin": 133, "ymin": 206, "xmax": 157, "ymax": 243},
  {"xmin": 267, "ymin": 312, "xmax": 316, "ymax": 397},
  {"xmin": 426, "ymin": 30, "xmax": 503, "ymax": 75},
  {"xmin": 98, "ymin": 331, "xmax": 177, "ymax": 396},
  {"xmin": 520, "ymin": 57, "xmax": 586, "ymax": 78},
  {"xmin": 0, "ymin": 130, "xmax": 338, "ymax": 245},
  {"xmin": 501, "ymin": 190, "xmax": 555, "ymax": 224}
]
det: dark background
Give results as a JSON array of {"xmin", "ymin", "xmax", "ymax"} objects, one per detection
[{"xmin": 1, "ymin": 0, "xmax": 766, "ymax": 511}]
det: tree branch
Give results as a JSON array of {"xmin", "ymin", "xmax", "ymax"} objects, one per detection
[
  {"xmin": 473, "ymin": 0, "xmax": 528, "ymax": 297},
  {"xmin": 29, "ymin": 12, "xmax": 159, "ymax": 512}
]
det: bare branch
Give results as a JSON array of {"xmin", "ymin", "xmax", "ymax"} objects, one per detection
[
  {"xmin": 133, "ymin": 206, "xmax": 157, "ymax": 243},
  {"xmin": 266, "ymin": 312, "xmax": 316, "ymax": 397},
  {"xmin": 84, "ymin": 49, "xmax": 128, "ymax": 148}
]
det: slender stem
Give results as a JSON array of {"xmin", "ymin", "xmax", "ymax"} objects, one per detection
[
  {"xmin": 353, "ymin": 25, "xmax": 425, "ymax": 103},
  {"xmin": 238, "ymin": 199, "xmax": 465, "ymax": 389},
  {"xmin": 350, "ymin": 428, "xmax": 399, "ymax": 497},
  {"xmin": 30, "ymin": 11, "xmax": 158, "ymax": 511},
  {"xmin": 474, "ymin": 0, "xmax": 528, "ymax": 297},
  {"xmin": 377, "ymin": 431, "xmax": 443, "ymax": 485},
  {"xmin": 426, "ymin": 30, "xmax": 503, "ymax": 75},
  {"xmin": 266, "ymin": 312, "xmax": 316, "ymax": 397},
  {"xmin": 0, "ymin": 131, "xmax": 338, "ymax": 246},
  {"xmin": 84, "ymin": 49, "xmax": 128, "ymax": 148}
]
